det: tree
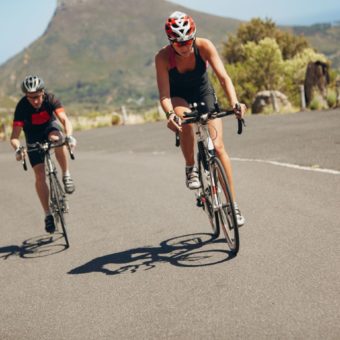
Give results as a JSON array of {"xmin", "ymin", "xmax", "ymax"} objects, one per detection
[
  {"xmin": 282, "ymin": 48, "xmax": 329, "ymax": 105},
  {"xmin": 215, "ymin": 17, "xmax": 330, "ymax": 111},
  {"xmin": 243, "ymin": 38, "xmax": 284, "ymax": 91},
  {"xmin": 212, "ymin": 38, "xmax": 284, "ymax": 108},
  {"xmin": 223, "ymin": 18, "xmax": 309, "ymax": 64}
]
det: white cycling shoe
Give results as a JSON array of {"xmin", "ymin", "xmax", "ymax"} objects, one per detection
[
  {"xmin": 186, "ymin": 166, "xmax": 201, "ymax": 190},
  {"xmin": 234, "ymin": 202, "xmax": 245, "ymax": 227}
]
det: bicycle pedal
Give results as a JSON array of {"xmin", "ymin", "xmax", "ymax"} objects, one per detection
[{"xmin": 62, "ymin": 199, "xmax": 69, "ymax": 213}]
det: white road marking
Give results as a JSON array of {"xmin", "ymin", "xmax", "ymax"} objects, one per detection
[{"xmin": 231, "ymin": 157, "xmax": 340, "ymax": 175}]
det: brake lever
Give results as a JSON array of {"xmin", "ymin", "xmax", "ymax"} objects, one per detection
[{"xmin": 237, "ymin": 118, "xmax": 246, "ymax": 135}]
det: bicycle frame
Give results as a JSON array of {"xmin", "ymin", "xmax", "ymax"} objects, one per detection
[
  {"xmin": 176, "ymin": 105, "xmax": 244, "ymax": 253},
  {"xmin": 44, "ymin": 146, "xmax": 56, "ymax": 176},
  {"xmin": 21, "ymin": 141, "xmax": 72, "ymax": 248},
  {"xmin": 194, "ymin": 118, "xmax": 221, "ymax": 211}
]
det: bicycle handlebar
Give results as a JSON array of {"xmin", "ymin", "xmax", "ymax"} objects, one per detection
[
  {"xmin": 21, "ymin": 140, "xmax": 75, "ymax": 171},
  {"xmin": 182, "ymin": 109, "xmax": 245, "ymax": 134},
  {"xmin": 18, "ymin": 146, "xmax": 28, "ymax": 171},
  {"xmin": 175, "ymin": 108, "xmax": 246, "ymax": 147}
]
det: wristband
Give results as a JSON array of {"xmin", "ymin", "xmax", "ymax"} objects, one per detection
[{"xmin": 165, "ymin": 110, "xmax": 175, "ymax": 119}]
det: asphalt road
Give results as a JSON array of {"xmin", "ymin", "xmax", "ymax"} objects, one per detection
[{"xmin": 1, "ymin": 109, "xmax": 339, "ymax": 339}]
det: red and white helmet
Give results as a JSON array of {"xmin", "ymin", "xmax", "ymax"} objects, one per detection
[{"xmin": 165, "ymin": 11, "xmax": 196, "ymax": 42}]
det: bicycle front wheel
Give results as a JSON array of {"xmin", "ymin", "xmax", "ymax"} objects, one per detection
[
  {"xmin": 50, "ymin": 173, "xmax": 70, "ymax": 248},
  {"xmin": 198, "ymin": 154, "xmax": 220, "ymax": 238},
  {"xmin": 211, "ymin": 158, "xmax": 239, "ymax": 254}
]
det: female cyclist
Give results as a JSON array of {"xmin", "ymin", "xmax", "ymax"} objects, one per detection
[{"xmin": 155, "ymin": 11, "xmax": 246, "ymax": 226}]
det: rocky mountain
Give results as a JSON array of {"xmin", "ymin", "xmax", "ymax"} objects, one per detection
[
  {"xmin": 0, "ymin": 0, "xmax": 240, "ymax": 109},
  {"xmin": 0, "ymin": 0, "xmax": 338, "ymax": 112}
]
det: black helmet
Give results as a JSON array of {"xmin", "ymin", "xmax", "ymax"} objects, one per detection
[{"xmin": 21, "ymin": 75, "xmax": 45, "ymax": 93}]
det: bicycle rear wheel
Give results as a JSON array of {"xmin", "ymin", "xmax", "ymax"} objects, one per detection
[
  {"xmin": 211, "ymin": 158, "xmax": 239, "ymax": 254},
  {"xmin": 198, "ymin": 154, "xmax": 220, "ymax": 238},
  {"xmin": 49, "ymin": 173, "xmax": 70, "ymax": 248}
]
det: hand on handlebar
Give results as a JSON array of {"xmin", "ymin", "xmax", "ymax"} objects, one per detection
[
  {"xmin": 65, "ymin": 135, "xmax": 77, "ymax": 149},
  {"xmin": 233, "ymin": 103, "xmax": 247, "ymax": 120},
  {"xmin": 15, "ymin": 146, "xmax": 26, "ymax": 161},
  {"xmin": 167, "ymin": 113, "xmax": 182, "ymax": 133}
]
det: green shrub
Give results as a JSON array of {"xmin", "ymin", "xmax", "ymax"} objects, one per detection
[
  {"xmin": 309, "ymin": 95, "xmax": 328, "ymax": 110},
  {"xmin": 326, "ymin": 89, "xmax": 337, "ymax": 108},
  {"xmin": 111, "ymin": 114, "xmax": 121, "ymax": 125},
  {"xmin": 144, "ymin": 110, "xmax": 160, "ymax": 122}
]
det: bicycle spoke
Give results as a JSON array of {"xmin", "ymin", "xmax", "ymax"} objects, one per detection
[
  {"xmin": 198, "ymin": 154, "xmax": 220, "ymax": 238},
  {"xmin": 50, "ymin": 173, "xmax": 70, "ymax": 248}
]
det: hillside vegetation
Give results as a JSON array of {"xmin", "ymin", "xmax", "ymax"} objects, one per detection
[
  {"xmin": 0, "ymin": 0, "xmax": 240, "ymax": 111},
  {"xmin": 293, "ymin": 23, "xmax": 340, "ymax": 70},
  {"xmin": 0, "ymin": 0, "xmax": 338, "ymax": 114},
  {"xmin": 212, "ymin": 18, "xmax": 335, "ymax": 111}
]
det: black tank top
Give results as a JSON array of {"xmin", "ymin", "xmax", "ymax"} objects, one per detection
[{"xmin": 168, "ymin": 43, "xmax": 214, "ymax": 99}]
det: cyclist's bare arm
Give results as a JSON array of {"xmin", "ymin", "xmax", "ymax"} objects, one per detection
[
  {"xmin": 155, "ymin": 47, "xmax": 182, "ymax": 132},
  {"xmin": 10, "ymin": 125, "xmax": 26, "ymax": 161},
  {"xmin": 197, "ymin": 38, "xmax": 246, "ymax": 118},
  {"xmin": 55, "ymin": 110, "xmax": 73, "ymax": 137},
  {"xmin": 54, "ymin": 110, "xmax": 76, "ymax": 154},
  {"xmin": 155, "ymin": 48, "xmax": 172, "ymax": 111},
  {"xmin": 10, "ymin": 125, "xmax": 22, "ymax": 150}
]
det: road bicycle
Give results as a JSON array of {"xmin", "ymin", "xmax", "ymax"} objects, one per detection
[
  {"xmin": 175, "ymin": 103, "xmax": 245, "ymax": 255},
  {"xmin": 19, "ymin": 139, "xmax": 75, "ymax": 248}
]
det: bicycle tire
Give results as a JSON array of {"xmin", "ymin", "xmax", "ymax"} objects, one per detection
[
  {"xmin": 211, "ymin": 158, "xmax": 239, "ymax": 254},
  {"xmin": 49, "ymin": 173, "xmax": 70, "ymax": 248},
  {"xmin": 198, "ymin": 153, "xmax": 220, "ymax": 238}
]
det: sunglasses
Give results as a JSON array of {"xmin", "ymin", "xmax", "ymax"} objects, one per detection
[
  {"xmin": 172, "ymin": 39, "xmax": 194, "ymax": 47},
  {"xmin": 26, "ymin": 93, "xmax": 43, "ymax": 100}
]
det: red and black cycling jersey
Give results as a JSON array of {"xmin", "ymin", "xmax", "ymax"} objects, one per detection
[{"xmin": 13, "ymin": 92, "xmax": 64, "ymax": 136}]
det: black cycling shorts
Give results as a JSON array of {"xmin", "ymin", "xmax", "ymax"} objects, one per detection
[
  {"xmin": 26, "ymin": 121, "xmax": 62, "ymax": 167},
  {"xmin": 171, "ymin": 89, "xmax": 219, "ymax": 113}
]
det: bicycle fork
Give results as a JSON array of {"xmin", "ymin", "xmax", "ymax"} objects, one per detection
[
  {"xmin": 195, "ymin": 164, "xmax": 221, "ymax": 211},
  {"xmin": 46, "ymin": 156, "xmax": 69, "ymax": 214}
]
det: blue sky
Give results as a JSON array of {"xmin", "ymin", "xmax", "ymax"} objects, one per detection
[
  {"xmin": 0, "ymin": 0, "xmax": 339, "ymax": 65},
  {"xmin": 168, "ymin": 0, "xmax": 340, "ymax": 24}
]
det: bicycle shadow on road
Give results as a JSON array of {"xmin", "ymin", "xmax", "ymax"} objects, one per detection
[
  {"xmin": 0, "ymin": 233, "xmax": 68, "ymax": 259},
  {"xmin": 68, "ymin": 233, "xmax": 236, "ymax": 276}
]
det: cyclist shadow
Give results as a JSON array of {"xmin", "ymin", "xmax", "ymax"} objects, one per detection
[
  {"xmin": 0, "ymin": 245, "xmax": 21, "ymax": 260},
  {"xmin": 0, "ymin": 233, "xmax": 67, "ymax": 260},
  {"xmin": 68, "ymin": 233, "xmax": 236, "ymax": 276}
]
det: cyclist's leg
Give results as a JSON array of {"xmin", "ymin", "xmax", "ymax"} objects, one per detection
[
  {"xmin": 45, "ymin": 124, "xmax": 68, "ymax": 174},
  {"xmin": 32, "ymin": 163, "xmax": 50, "ymax": 214},
  {"xmin": 198, "ymin": 91, "xmax": 237, "ymax": 199},
  {"xmin": 51, "ymin": 132, "xmax": 69, "ymax": 175},
  {"xmin": 171, "ymin": 97, "xmax": 195, "ymax": 166},
  {"xmin": 46, "ymin": 124, "xmax": 75, "ymax": 194},
  {"xmin": 209, "ymin": 118, "xmax": 245, "ymax": 226},
  {"xmin": 208, "ymin": 118, "xmax": 236, "ymax": 198},
  {"xmin": 171, "ymin": 97, "xmax": 201, "ymax": 189},
  {"xmin": 32, "ymin": 160, "xmax": 56, "ymax": 233}
]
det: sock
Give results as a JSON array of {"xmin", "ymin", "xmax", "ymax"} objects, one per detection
[
  {"xmin": 185, "ymin": 165, "xmax": 194, "ymax": 173},
  {"xmin": 63, "ymin": 170, "xmax": 70, "ymax": 177}
]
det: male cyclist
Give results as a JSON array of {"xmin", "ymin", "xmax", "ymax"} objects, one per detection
[
  {"xmin": 155, "ymin": 11, "xmax": 246, "ymax": 226},
  {"xmin": 10, "ymin": 75, "xmax": 77, "ymax": 233}
]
